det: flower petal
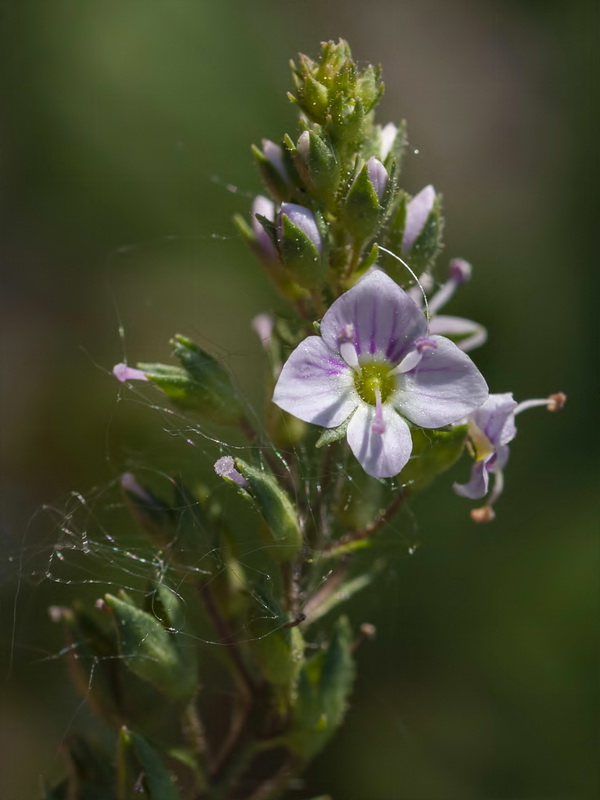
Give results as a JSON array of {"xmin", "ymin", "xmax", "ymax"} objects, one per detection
[
  {"xmin": 453, "ymin": 460, "xmax": 489, "ymax": 499},
  {"xmin": 429, "ymin": 314, "xmax": 487, "ymax": 352},
  {"xmin": 320, "ymin": 271, "xmax": 427, "ymax": 365},
  {"xmin": 471, "ymin": 393, "xmax": 517, "ymax": 447},
  {"xmin": 402, "ymin": 185, "xmax": 435, "ymax": 253},
  {"xmin": 346, "ymin": 403, "xmax": 413, "ymax": 478},
  {"xmin": 273, "ymin": 336, "xmax": 357, "ymax": 427},
  {"xmin": 393, "ymin": 335, "xmax": 488, "ymax": 427}
]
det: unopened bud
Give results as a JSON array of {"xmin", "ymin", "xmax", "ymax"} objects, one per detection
[
  {"xmin": 252, "ymin": 139, "xmax": 291, "ymax": 201},
  {"xmin": 295, "ymin": 130, "xmax": 340, "ymax": 205},
  {"xmin": 277, "ymin": 203, "xmax": 325, "ymax": 290},
  {"xmin": 402, "ymin": 185, "xmax": 436, "ymax": 254},
  {"xmin": 343, "ymin": 159, "xmax": 387, "ymax": 243}
]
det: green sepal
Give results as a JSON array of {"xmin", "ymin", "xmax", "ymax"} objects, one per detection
[
  {"xmin": 315, "ymin": 411, "xmax": 353, "ymax": 448},
  {"xmin": 105, "ymin": 593, "xmax": 197, "ymax": 703},
  {"xmin": 406, "ymin": 193, "xmax": 444, "ymax": 275},
  {"xmin": 284, "ymin": 615, "xmax": 355, "ymax": 760},
  {"xmin": 278, "ymin": 210, "xmax": 325, "ymax": 290},
  {"xmin": 138, "ymin": 335, "xmax": 244, "ymax": 426},
  {"xmin": 251, "ymin": 143, "xmax": 290, "ymax": 202},
  {"xmin": 342, "ymin": 160, "xmax": 383, "ymax": 244},
  {"xmin": 379, "ymin": 193, "xmax": 408, "ymax": 284},
  {"xmin": 328, "ymin": 93, "xmax": 365, "ymax": 147},
  {"xmin": 118, "ymin": 726, "xmax": 182, "ymax": 800},
  {"xmin": 356, "ymin": 63, "xmax": 385, "ymax": 113},
  {"xmin": 296, "ymin": 75, "xmax": 329, "ymax": 123},
  {"xmin": 234, "ymin": 458, "xmax": 303, "ymax": 562},
  {"xmin": 295, "ymin": 130, "xmax": 340, "ymax": 206},
  {"xmin": 401, "ymin": 425, "xmax": 468, "ymax": 492}
]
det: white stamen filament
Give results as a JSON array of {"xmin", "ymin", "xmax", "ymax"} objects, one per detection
[
  {"xmin": 372, "ymin": 388, "xmax": 386, "ymax": 435},
  {"xmin": 393, "ymin": 349, "xmax": 423, "ymax": 374},
  {"xmin": 514, "ymin": 393, "xmax": 566, "ymax": 415},
  {"xmin": 340, "ymin": 341, "xmax": 359, "ymax": 371}
]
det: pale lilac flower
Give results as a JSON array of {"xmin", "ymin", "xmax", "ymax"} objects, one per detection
[
  {"xmin": 379, "ymin": 122, "xmax": 398, "ymax": 161},
  {"xmin": 113, "ymin": 363, "xmax": 148, "ymax": 383},
  {"xmin": 454, "ymin": 391, "xmax": 566, "ymax": 521},
  {"xmin": 273, "ymin": 271, "xmax": 488, "ymax": 478},
  {"xmin": 402, "ymin": 185, "xmax": 436, "ymax": 254},
  {"xmin": 409, "ymin": 258, "xmax": 487, "ymax": 353},
  {"xmin": 252, "ymin": 196, "xmax": 278, "ymax": 261},
  {"xmin": 366, "ymin": 156, "xmax": 388, "ymax": 202},
  {"xmin": 277, "ymin": 203, "xmax": 322, "ymax": 253},
  {"xmin": 214, "ymin": 455, "xmax": 247, "ymax": 488}
]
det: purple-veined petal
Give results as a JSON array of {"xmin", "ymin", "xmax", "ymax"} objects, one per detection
[
  {"xmin": 346, "ymin": 403, "xmax": 413, "ymax": 478},
  {"xmin": 273, "ymin": 336, "xmax": 357, "ymax": 427},
  {"xmin": 320, "ymin": 271, "xmax": 427, "ymax": 364},
  {"xmin": 471, "ymin": 393, "xmax": 517, "ymax": 447},
  {"xmin": 402, "ymin": 185, "xmax": 435, "ymax": 253},
  {"xmin": 453, "ymin": 459, "xmax": 490, "ymax": 499},
  {"xmin": 429, "ymin": 314, "xmax": 487, "ymax": 352},
  {"xmin": 393, "ymin": 335, "xmax": 488, "ymax": 428}
]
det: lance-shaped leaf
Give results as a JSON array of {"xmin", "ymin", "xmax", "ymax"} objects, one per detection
[
  {"xmin": 44, "ymin": 735, "xmax": 115, "ymax": 800},
  {"xmin": 234, "ymin": 458, "xmax": 303, "ymax": 562},
  {"xmin": 118, "ymin": 727, "xmax": 182, "ymax": 800},
  {"xmin": 105, "ymin": 593, "xmax": 197, "ymax": 703},
  {"xmin": 138, "ymin": 334, "xmax": 244, "ymax": 426},
  {"xmin": 246, "ymin": 582, "xmax": 305, "ymax": 708},
  {"xmin": 401, "ymin": 425, "xmax": 468, "ymax": 492},
  {"xmin": 284, "ymin": 615, "xmax": 355, "ymax": 760}
]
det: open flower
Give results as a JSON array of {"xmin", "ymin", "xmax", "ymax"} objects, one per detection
[
  {"xmin": 454, "ymin": 391, "xmax": 566, "ymax": 521},
  {"xmin": 273, "ymin": 271, "xmax": 489, "ymax": 478}
]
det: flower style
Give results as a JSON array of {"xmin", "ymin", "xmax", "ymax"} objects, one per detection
[
  {"xmin": 454, "ymin": 391, "xmax": 566, "ymax": 521},
  {"xmin": 273, "ymin": 270, "xmax": 489, "ymax": 478}
]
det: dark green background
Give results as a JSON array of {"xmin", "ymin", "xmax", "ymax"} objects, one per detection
[{"xmin": 1, "ymin": 1, "xmax": 597, "ymax": 798}]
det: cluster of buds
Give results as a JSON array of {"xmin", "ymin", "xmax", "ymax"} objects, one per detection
[{"xmin": 234, "ymin": 39, "xmax": 441, "ymax": 305}]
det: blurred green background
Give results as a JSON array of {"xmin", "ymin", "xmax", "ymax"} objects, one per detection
[{"xmin": 1, "ymin": 1, "xmax": 597, "ymax": 798}]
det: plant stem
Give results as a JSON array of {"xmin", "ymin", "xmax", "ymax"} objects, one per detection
[{"xmin": 324, "ymin": 489, "xmax": 406, "ymax": 554}]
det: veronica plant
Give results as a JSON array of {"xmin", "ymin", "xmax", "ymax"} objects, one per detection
[{"xmin": 49, "ymin": 40, "xmax": 565, "ymax": 800}]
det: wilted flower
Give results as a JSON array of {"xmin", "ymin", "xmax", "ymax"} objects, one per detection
[
  {"xmin": 454, "ymin": 391, "xmax": 566, "ymax": 521},
  {"xmin": 273, "ymin": 270, "xmax": 488, "ymax": 478},
  {"xmin": 113, "ymin": 363, "xmax": 148, "ymax": 382}
]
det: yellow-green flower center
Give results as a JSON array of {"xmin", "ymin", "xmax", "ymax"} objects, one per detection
[{"xmin": 354, "ymin": 361, "xmax": 397, "ymax": 406}]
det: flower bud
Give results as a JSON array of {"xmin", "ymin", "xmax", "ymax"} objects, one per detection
[
  {"xmin": 402, "ymin": 185, "xmax": 436, "ymax": 253},
  {"xmin": 251, "ymin": 196, "xmax": 278, "ymax": 261},
  {"xmin": 277, "ymin": 203, "xmax": 325, "ymax": 290},
  {"xmin": 295, "ymin": 130, "xmax": 340, "ymax": 205},
  {"xmin": 251, "ymin": 139, "xmax": 291, "ymax": 201},
  {"xmin": 137, "ymin": 334, "xmax": 244, "ymax": 426},
  {"xmin": 342, "ymin": 158, "xmax": 388, "ymax": 243},
  {"xmin": 233, "ymin": 458, "xmax": 303, "ymax": 562},
  {"xmin": 401, "ymin": 185, "xmax": 443, "ymax": 273},
  {"xmin": 380, "ymin": 122, "xmax": 398, "ymax": 161}
]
